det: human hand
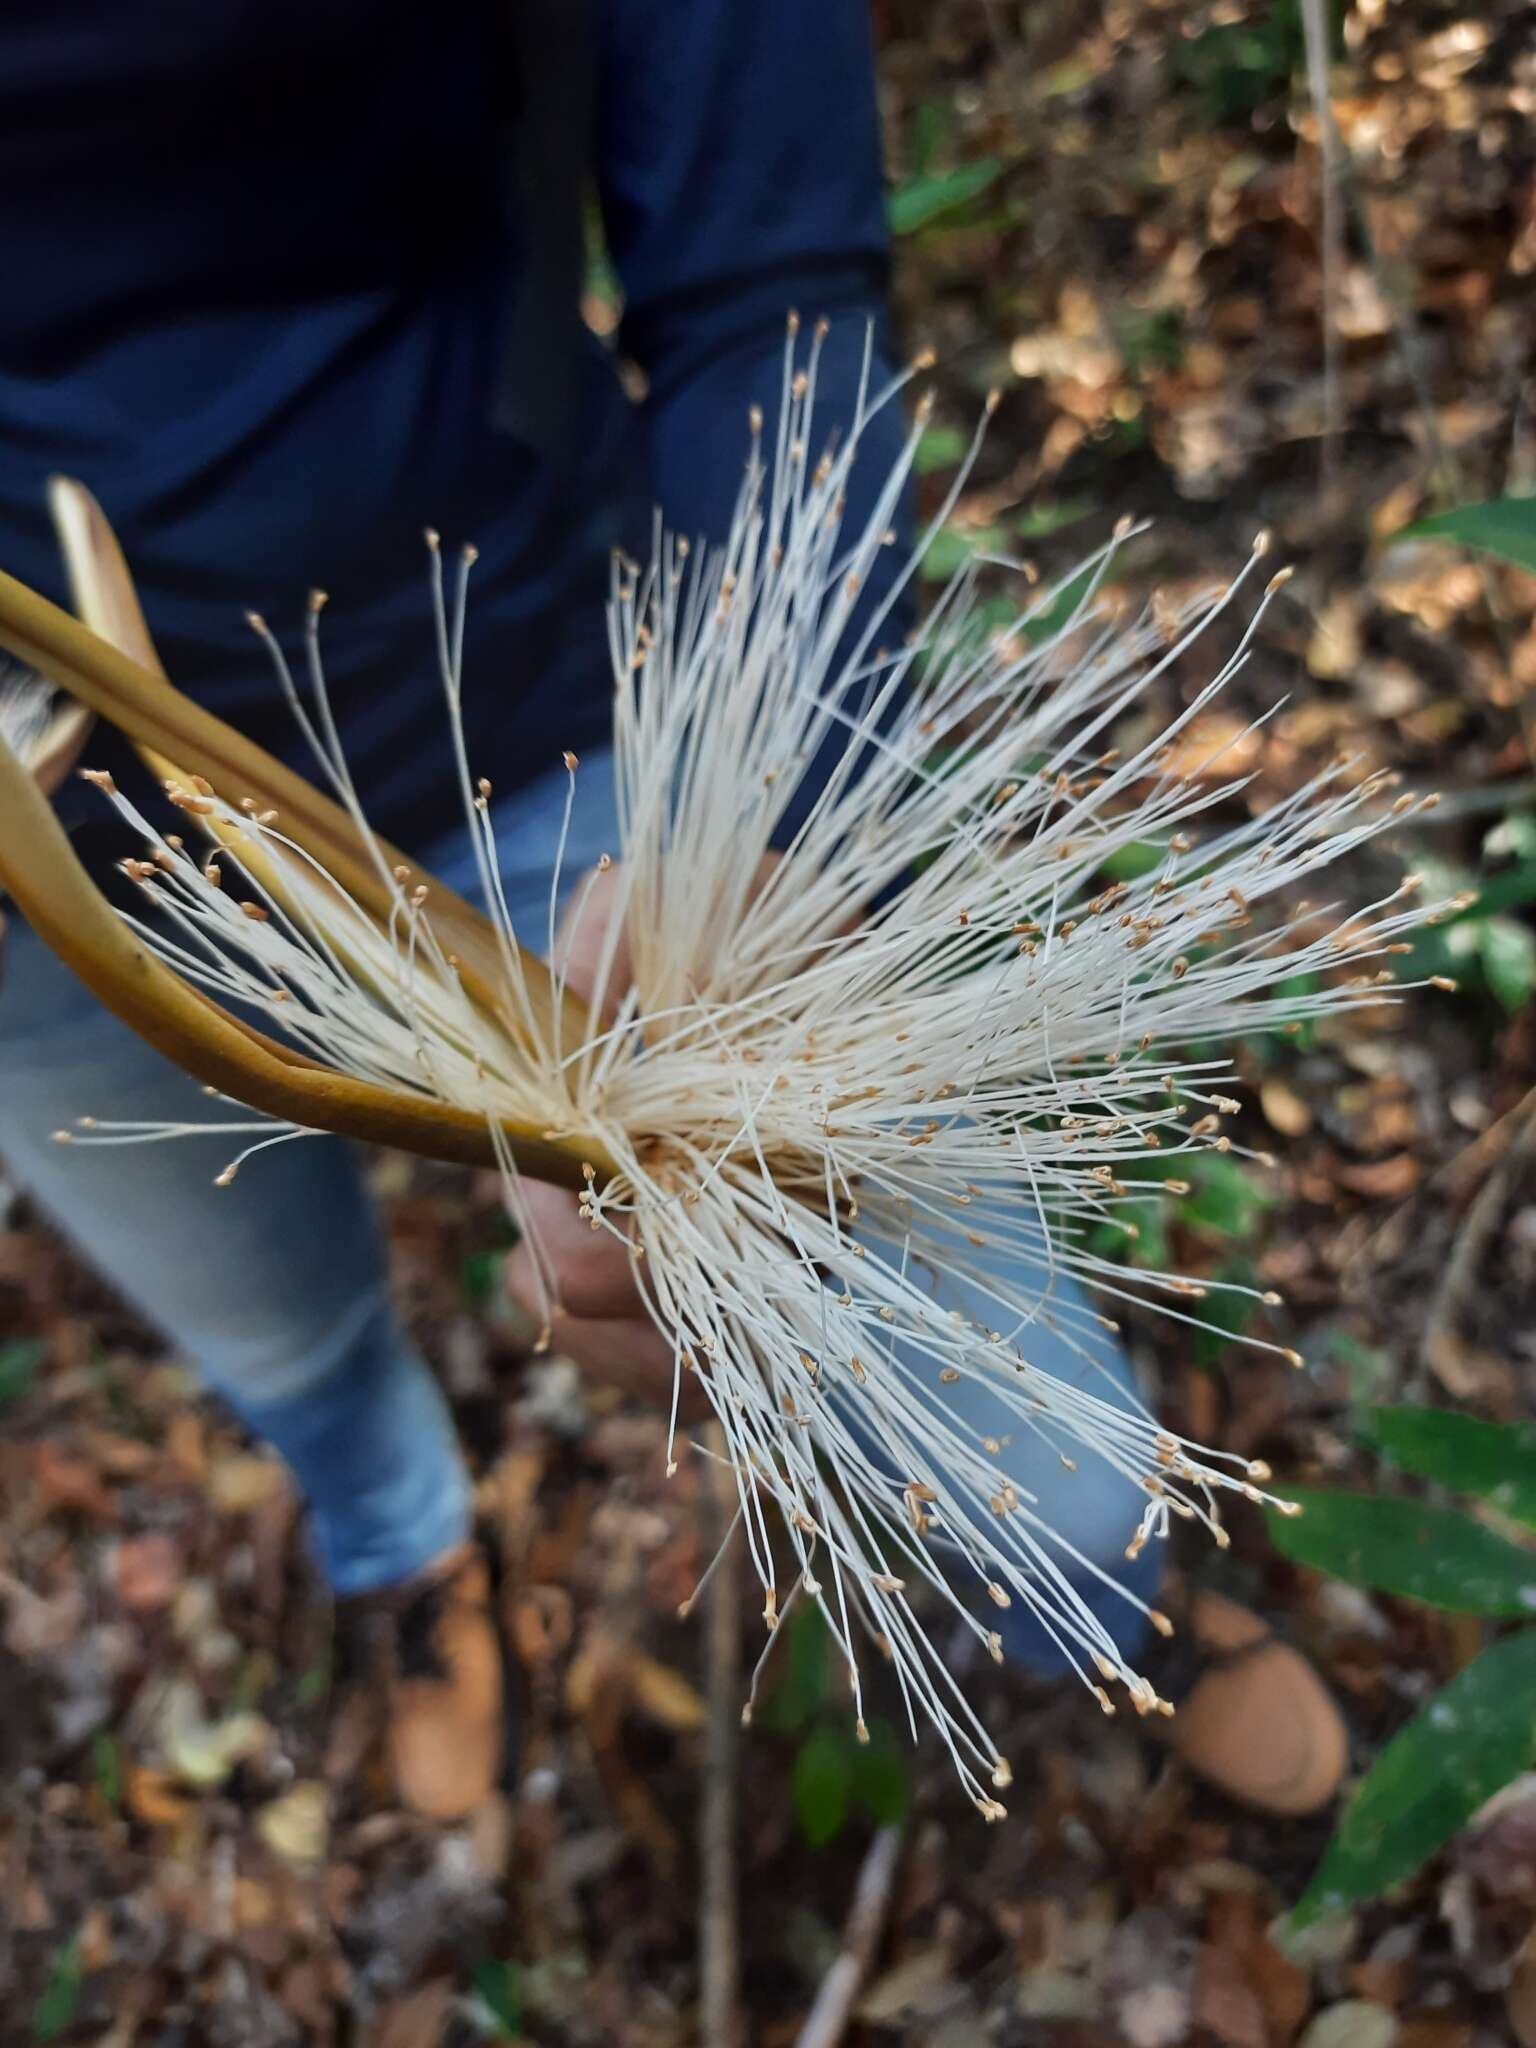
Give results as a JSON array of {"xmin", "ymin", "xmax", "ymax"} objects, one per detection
[{"xmin": 504, "ymin": 861, "xmax": 708, "ymax": 1415}]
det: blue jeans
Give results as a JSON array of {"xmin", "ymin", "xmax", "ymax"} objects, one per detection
[{"xmin": 0, "ymin": 750, "xmax": 1159, "ymax": 1666}]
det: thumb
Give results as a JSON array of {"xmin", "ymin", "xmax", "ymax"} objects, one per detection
[{"xmin": 554, "ymin": 862, "xmax": 631, "ymax": 1024}]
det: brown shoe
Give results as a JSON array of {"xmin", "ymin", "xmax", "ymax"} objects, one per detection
[
  {"xmin": 1152, "ymin": 1587, "xmax": 1348, "ymax": 1817},
  {"xmin": 333, "ymin": 1545, "xmax": 507, "ymax": 1821}
]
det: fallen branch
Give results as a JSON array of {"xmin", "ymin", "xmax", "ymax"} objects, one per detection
[
  {"xmin": 792, "ymin": 1824, "xmax": 905, "ymax": 2048},
  {"xmin": 699, "ymin": 1425, "xmax": 742, "ymax": 2048}
]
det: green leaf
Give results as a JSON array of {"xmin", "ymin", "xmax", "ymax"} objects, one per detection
[
  {"xmin": 1193, "ymin": 1258, "xmax": 1259, "ymax": 1371},
  {"xmin": 1398, "ymin": 497, "xmax": 1536, "ymax": 573},
  {"xmin": 1268, "ymin": 1489, "xmax": 1536, "ymax": 1617},
  {"xmin": 889, "ymin": 159, "xmax": 1003, "ymax": 237},
  {"xmin": 1292, "ymin": 1626, "xmax": 1536, "ymax": 1925},
  {"xmin": 0, "ymin": 1337, "xmax": 42, "ymax": 1409},
  {"xmin": 1020, "ymin": 561, "xmax": 1101, "ymax": 645},
  {"xmin": 1178, "ymin": 1153, "xmax": 1274, "ymax": 1238},
  {"xmin": 31, "ymin": 1935, "xmax": 84, "ymax": 2044},
  {"xmin": 1328, "ymin": 1327, "xmax": 1393, "ymax": 1403},
  {"xmin": 1089, "ymin": 1194, "xmax": 1169, "ymax": 1272},
  {"xmin": 1259, "ymin": 969, "xmax": 1321, "ymax": 1057},
  {"xmin": 91, "ymin": 1729, "xmax": 122, "ymax": 1809},
  {"xmin": 1099, "ymin": 839, "xmax": 1167, "ymax": 883},
  {"xmin": 919, "ymin": 523, "xmax": 1005, "ymax": 582},
  {"xmin": 1480, "ymin": 915, "xmax": 1536, "ymax": 1015},
  {"xmin": 460, "ymin": 1249, "xmax": 500, "ymax": 1311},
  {"xmin": 1361, "ymin": 1408, "xmax": 1536, "ymax": 1530},
  {"xmin": 1014, "ymin": 495, "xmax": 1097, "ymax": 540},
  {"xmin": 295, "ymin": 1655, "xmax": 331, "ymax": 1707},
  {"xmin": 793, "ymin": 1724, "xmax": 853, "ymax": 1848},
  {"xmin": 758, "ymin": 1600, "xmax": 833, "ymax": 1733},
  {"xmin": 908, "ymin": 100, "xmax": 950, "ymax": 180},
  {"xmin": 469, "ymin": 1958, "xmax": 524, "ymax": 2040},
  {"xmin": 1114, "ymin": 307, "xmax": 1186, "ymax": 375},
  {"xmin": 850, "ymin": 1718, "xmax": 911, "ymax": 1828},
  {"xmin": 914, "ymin": 426, "xmax": 969, "ymax": 477}
]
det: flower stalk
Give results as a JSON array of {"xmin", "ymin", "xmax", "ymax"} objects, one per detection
[
  {"xmin": 0, "ymin": 541, "xmax": 589, "ymax": 1063},
  {"xmin": 0, "ymin": 730, "xmax": 604, "ymax": 1184}
]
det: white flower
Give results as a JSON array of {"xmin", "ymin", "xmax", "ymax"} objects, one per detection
[{"xmin": 68, "ymin": 323, "xmax": 1445, "ymax": 1812}]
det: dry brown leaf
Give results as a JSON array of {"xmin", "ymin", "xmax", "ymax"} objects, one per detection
[
  {"xmin": 626, "ymin": 1653, "xmax": 707, "ymax": 1733},
  {"xmin": 565, "ymin": 1624, "xmax": 629, "ymax": 1749},
  {"xmin": 233, "ymin": 1877, "xmax": 278, "ymax": 1930},
  {"xmin": 1349, "ymin": 1957, "xmax": 1410, "ymax": 2005},
  {"xmin": 374, "ymin": 1979, "xmax": 456, "ymax": 2048},
  {"xmin": 1335, "ymin": 1153, "xmax": 1421, "ymax": 1199},
  {"xmin": 1195, "ymin": 1926, "xmax": 1267, "ymax": 2048},
  {"xmin": 1261, "ymin": 1077, "xmax": 1314, "ymax": 1137},
  {"xmin": 110, "ymin": 1531, "xmax": 184, "ymax": 1613},
  {"xmin": 1398, "ymin": 2019, "xmax": 1472, "ymax": 2048},
  {"xmin": 278, "ymin": 1956, "xmax": 334, "ymax": 2035},
  {"xmin": 1307, "ymin": 593, "xmax": 1364, "ymax": 682},
  {"xmin": 0, "ymin": 1570, "xmax": 86, "ymax": 1657},
  {"xmin": 468, "ymin": 1790, "xmax": 515, "ymax": 1882},
  {"xmin": 1117, "ymin": 1979, "xmax": 1194, "ymax": 2048},
  {"xmin": 78, "ymin": 1902, "xmax": 113, "ymax": 1971},
  {"xmin": 1159, "ymin": 712, "xmax": 1265, "ymax": 783},
  {"xmin": 125, "ymin": 1765, "xmax": 195, "ymax": 1830},
  {"xmin": 1247, "ymin": 1931, "xmax": 1311, "ymax": 2037},
  {"xmin": 477, "ymin": 1443, "xmax": 546, "ymax": 1564},
  {"xmin": 1299, "ymin": 2001, "xmax": 1399, "ymax": 2048},
  {"xmin": 1508, "ymin": 1925, "xmax": 1536, "ymax": 2048},
  {"xmin": 508, "ymin": 1584, "xmax": 574, "ymax": 1669},
  {"xmin": 857, "ymin": 1947, "xmax": 960, "ymax": 2026},
  {"xmin": 31, "ymin": 1441, "xmax": 119, "ymax": 1524},
  {"xmin": 164, "ymin": 1412, "xmax": 208, "ymax": 1485},
  {"xmin": 611, "ymin": 1767, "xmax": 681, "ymax": 1876},
  {"xmin": 83, "ymin": 1428, "xmax": 156, "ymax": 1478},
  {"xmin": 207, "ymin": 1452, "xmax": 288, "ymax": 1514},
  {"xmin": 257, "ymin": 1781, "xmax": 330, "ymax": 1869}
]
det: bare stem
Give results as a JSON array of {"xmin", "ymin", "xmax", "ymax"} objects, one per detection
[
  {"xmin": 792, "ymin": 1825, "xmax": 905, "ymax": 2048},
  {"xmin": 700, "ymin": 1423, "xmax": 743, "ymax": 2048}
]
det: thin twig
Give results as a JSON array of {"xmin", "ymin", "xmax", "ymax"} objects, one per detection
[
  {"xmin": 792, "ymin": 1825, "xmax": 905, "ymax": 2048},
  {"xmin": 1403, "ymin": 779, "xmax": 1536, "ymax": 826},
  {"xmin": 1299, "ymin": 0, "xmax": 1345, "ymax": 505},
  {"xmin": 1415, "ymin": 1087, "xmax": 1536, "ymax": 1398},
  {"xmin": 700, "ymin": 1423, "xmax": 742, "ymax": 2048}
]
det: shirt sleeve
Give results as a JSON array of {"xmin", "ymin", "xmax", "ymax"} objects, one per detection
[{"xmin": 594, "ymin": 0, "xmax": 914, "ymax": 842}]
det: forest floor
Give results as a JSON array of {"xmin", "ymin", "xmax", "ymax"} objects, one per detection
[{"xmin": 3, "ymin": 1, "xmax": 1536, "ymax": 2042}]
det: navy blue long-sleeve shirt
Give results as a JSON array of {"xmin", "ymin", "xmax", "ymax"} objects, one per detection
[{"xmin": 0, "ymin": 0, "xmax": 908, "ymax": 863}]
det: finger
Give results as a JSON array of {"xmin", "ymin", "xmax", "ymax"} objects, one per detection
[{"xmin": 554, "ymin": 861, "xmax": 631, "ymax": 1022}]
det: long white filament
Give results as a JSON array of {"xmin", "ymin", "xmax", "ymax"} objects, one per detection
[{"xmin": 62, "ymin": 322, "xmax": 1454, "ymax": 1813}]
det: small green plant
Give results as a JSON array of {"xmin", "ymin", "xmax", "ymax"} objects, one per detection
[
  {"xmin": 1089, "ymin": 1147, "xmax": 1270, "ymax": 1271},
  {"xmin": 31, "ymin": 1936, "xmax": 84, "ymax": 2044},
  {"xmin": 758, "ymin": 1603, "xmax": 910, "ymax": 1849},
  {"xmin": 1398, "ymin": 495, "xmax": 1536, "ymax": 575},
  {"xmin": 0, "ymin": 1336, "xmax": 42, "ymax": 1410},
  {"xmin": 1405, "ymin": 827, "xmax": 1536, "ymax": 1020},
  {"xmin": 1267, "ymin": 1408, "xmax": 1536, "ymax": 1925},
  {"xmin": 889, "ymin": 97, "xmax": 1003, "ymax": 242},
  {"xmin": 467, "ymin": 1958, "xmax": 525, "ymax": 2041},
  {"xmin": 1174, "ymin": 0, "xmax": 1313, "ymax": 125},
  {"xmin": 90, "ymin": 1729, "xmax": 122, "ymax": 1811}
]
